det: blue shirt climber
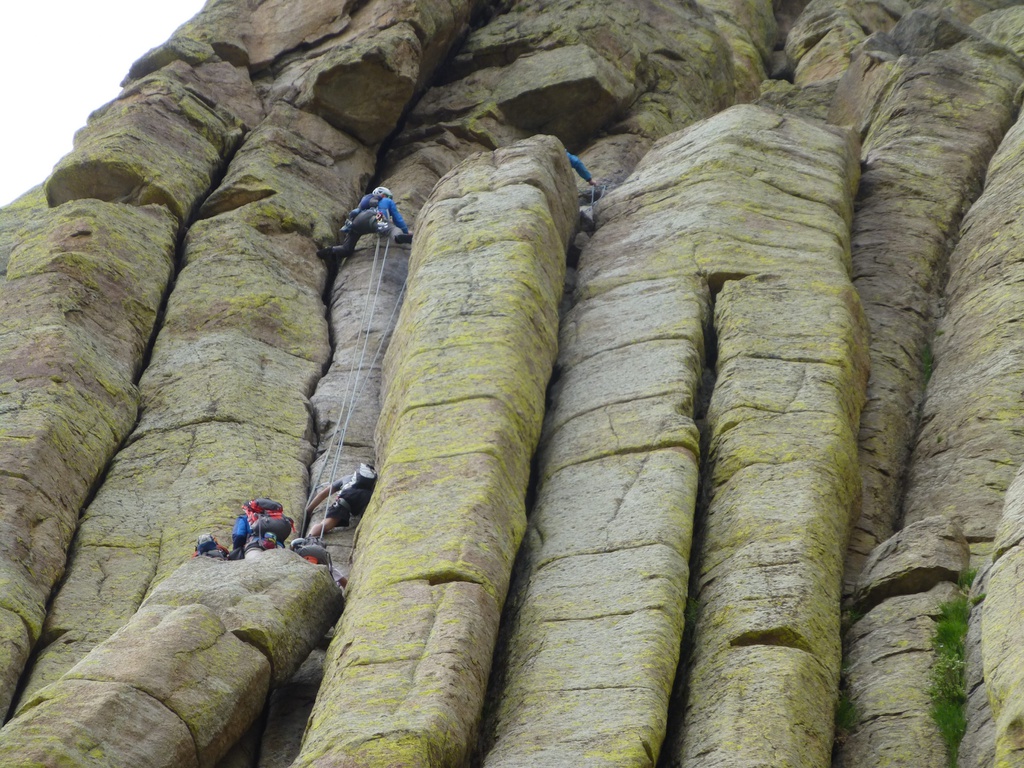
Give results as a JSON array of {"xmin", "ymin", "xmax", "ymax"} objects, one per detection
[
  {"xmin": 318, "ymin": 186, "xmax": 412, "ymax": 261},
  {"xmin": 566, "ymin": 151, "xmax": 597, "ymax": 186}
]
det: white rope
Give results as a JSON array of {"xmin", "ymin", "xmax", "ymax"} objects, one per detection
[
  {"xmin": 302, "ymin": 230, "xmax": 407, "ymax": 535},
  {"xmin": 304, "ymin": 237, "xmax": 382, "ymax": 509}
]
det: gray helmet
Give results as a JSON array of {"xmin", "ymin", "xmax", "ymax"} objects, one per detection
[
  {"xmin": 372, "ymin": 186, "xmax": 392, "ymax": 198},
  {"xmin": 358, "ymin": 463, "xmax": 377, "ymax": 480}
]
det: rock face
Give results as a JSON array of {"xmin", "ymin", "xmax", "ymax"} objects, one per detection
[
  {"xmin": 836, "ymin": 583, "xmax": 960, "ymax": 768},
  {"xmin": 293, "ymin": 135, "xmax": 576, "ymax": 767},
  {"xmin": 841, "ymin": 15, "xmax": 1023, "ymax": 584},
  {"xmin": 853, "ymin": 516, "xmax": 970, "ymax": 610},
  {"xmin": 383, "ymin": 0, "xmax": 735, "ymax": 221},
  {"xmin": 6, "ymin": 0, "xmax": 1024, "ymax": 764},
  {"xmin": 983, "ymin": 465, "xmax": 1024, "ymax": 766},
  {"xmin": 0, "ymin": 200, "xmax": 176, "ymax": 716},
  {"xmin": 17, "ymin": 101, "xmax": 357, "ymax": 707},
  {"xmin": 903, "ymin": 86, "xmax": 1024, "ymax": 556},
  {"xmin": 0, "ymin": 552, "xmax": 340, "ymax": 767},
  {"xmin": 836, "ymin": 517, "xmax": 969, "ymax": 768},
  {"xmin": 45, "ymin": 61, "xmax": 250, "ymax": 223},
  {"xmin": 654, "ymin": 105, "xmax": 867, "ymax": 768}
]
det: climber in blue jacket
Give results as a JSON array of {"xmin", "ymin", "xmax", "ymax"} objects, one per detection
[
  {"xmin": 318, "ymin": 186, "xmax": 412, "ymax": 261},
  {"xmin": 566, "ymin": 151, "xmax": 597, "ymax": 186}
]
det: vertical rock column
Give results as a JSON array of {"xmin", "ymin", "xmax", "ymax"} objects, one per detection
[
  {"xmin": 844, "ymin": 30, "xmax": 1023, "ymax": 582},
  {"xmin": 294, "ymin": 135, "xmax": 576, "ymax": 767},
  {"xmin": 698, "ymin": 0, "xmax": 776, "ymax": 100},
  {"xmin": 903, "ymin": 85, "xmax": 1024, "ymax": 560},
  {"xmin": 835, "ymin": 517, "xmax": 971, "ymax": 768},
  {"xmin": 0, "ymin": 201, "xmax": 176, "ymax": 716},
  {"xmin": 982, "ymin": 465, "xmax": 1024, "ymax": 766},
  {"xmin": 0, "ymin": 56, "xmax": 252, "ymax": 717},
  {"xmin": 19, "ymin": 104, "xmax": 372, "ymax": 704},
  {"xmin": 480, "ymin": 148, "xmax": 709, "ymax": 767},
  {"xmin": 656, "ymin": 105, "xmax": 867, "ymax": 768}
]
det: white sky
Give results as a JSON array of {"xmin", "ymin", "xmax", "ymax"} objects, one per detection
[{"xmin": 0, "ymin": 0, "xmax": 209, "ymax": 207}]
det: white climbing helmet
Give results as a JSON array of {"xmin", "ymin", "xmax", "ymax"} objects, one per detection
[
  {"xmin": 358, "ymin": 463, "xmax": 377, "ymax": 480},
  {"xmin": 372, "ymin": 186, "xmax": 392, "ymax": 198}
]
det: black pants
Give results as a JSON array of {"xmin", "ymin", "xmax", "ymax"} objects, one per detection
[{"xmin": 339, "ymin": 210, "xmax": 382, "ymax": 255}]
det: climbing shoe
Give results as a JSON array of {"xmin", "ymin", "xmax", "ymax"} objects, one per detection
[
  {"xmin": 395, "ymin": 233, "xmax": 413, "ymax": 245},
  {"xmin": 317, "ymin": 245, "xmax": 349, "ymax": 260}
]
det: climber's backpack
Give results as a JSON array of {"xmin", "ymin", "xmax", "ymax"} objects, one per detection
[{"xmin": 244, "ymin": 498, "xmax": 293, "ymax": 542}]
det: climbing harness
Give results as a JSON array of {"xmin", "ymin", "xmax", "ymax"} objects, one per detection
[{"xmin": 300, "ymin": 230, "xmax": 407, "ymax": 537}]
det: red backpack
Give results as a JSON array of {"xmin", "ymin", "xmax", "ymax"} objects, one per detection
[{"xmin": 243, "ymin": 498, "xmax": 295, "ymax": 541}]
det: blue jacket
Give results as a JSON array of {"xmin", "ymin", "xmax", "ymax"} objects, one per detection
[
  {"xmin": 566, "ymin": 151, "xmax": 592, "ymax": 182},
  {"xmin": 377, "ymin": 197, "xmax": 409, "ymax": 234}
]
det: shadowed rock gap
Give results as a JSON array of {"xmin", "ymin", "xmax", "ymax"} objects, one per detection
[{"xmin": 658, "ymin": 283, "xmax": 717, "ymax": 768}]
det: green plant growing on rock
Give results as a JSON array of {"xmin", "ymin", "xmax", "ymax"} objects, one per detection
[
  {"xmin": 841, "ymin": 606, "xmax": 864, "ymax": 633},
  {"xmin": 834, "ymin": 690, "xmax": 858, "ymax": 745},
  {"xmin": 928, "ymin": 570, "xmax": 974, "ymax": 768}
]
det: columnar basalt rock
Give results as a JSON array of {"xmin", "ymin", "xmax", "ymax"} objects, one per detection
[
  {"xmin": 143, "ymin": 553, "xmax": 344, "ymax": 687},
  {"xmin": 699, "ymin": 0, "xmax": 777, "ymax": 99},
  {"xmin": 7, "ymin": 0, "xmax": 1024, "ymax": 758},
  {"xmin": 836, "ymin": 518, "xmax": 970, "ymax": 767},
  {"xmin": 0, "ymin": 552, "xmax": 339, "ymax": 767},
  {"xmin": 382, "ymin": 0, "xmax": 735, "ymax": 223},
  {"xmin": 961, "ymin": 562, "xmax": 995, "ymax": 768},
  {"xmin": 293, "ymin": 135, "xmax": 576, "ymax": 767},
  {"xmin": 44, "ymin": 60, "xmax": 253, "ymax": 223},
  {"xmin": 621, "ymin": 105, "xmax": 865, "ymax": 768},
  {"xmin": 903, "ymin": 96, "xmax": 1024, "ymax": 559},
  {"xmin": 972, "ymin": 6, "xmax": 1024, "ymax": 54},
  {"xmin": 0, "ymin": 188, "xmax": 48, "ymax": 283},
  {"xmin": 843, "ymin": 26, "xmax": 1024, "ymax": 586},
  {"xmin": 272, "ymin": 0, "xmax": 489, "ymax": 146},
  {"xmin": 304, "ymin": 251, "xmax": 408, "ymax": 548},
  {"xmin": 479, "ymin": 146, "xmax": 708, "ymax": 766},
  {"xmin": 983, "ymin": 465, "xmax": 1024, "ymax": 766},
  {"xmin": 786, "ymin": 0, "xmax": 906, "ymax": 85},
  {"xmin": 258, "ymin": 239, "xmax": 410, "ymax": 768},
  {"xmin": 852, "ymin": 516, "xmax": 970, "ymax": 610},
  {"xmin": 835, "ymin": 582, "xmax": 961, "ymax": 768},
  {"xmin": 16, "ymin": 106, "xmax": 367, "ymax": 706},
  {"xmin": 0, "ymin": 200, "xmax": 177, "ymax": 717}
]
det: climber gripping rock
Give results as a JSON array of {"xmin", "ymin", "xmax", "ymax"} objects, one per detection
[
  {"xmin": 318, "ymin": 186, "xmax": 412, "ymax": 262},
  {"xmin": 306, "ymin": 463, "xmax": 378, "ymax": 537},
  {"xmin": 566, "ymin": 150, "xmax": 598, "ymax": 187}
]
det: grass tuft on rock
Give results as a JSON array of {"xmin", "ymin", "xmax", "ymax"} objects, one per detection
[
  {"xmin": 928, "ymin": 571, "xmax": 973, "ymax": 768},
  {"xmin": 833, "ymin": 691, "xmax": 858, "ymax": 745}
]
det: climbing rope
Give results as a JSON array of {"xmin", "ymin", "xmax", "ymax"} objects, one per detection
[{"xmin": 300, "ymin": 231, "xmax": 407, "ymax": 536}]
